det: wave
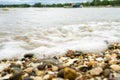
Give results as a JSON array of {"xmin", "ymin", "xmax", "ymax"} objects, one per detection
[{"xmin": 0, "ymin": 21, "xmax": 120, "ymax": 59}]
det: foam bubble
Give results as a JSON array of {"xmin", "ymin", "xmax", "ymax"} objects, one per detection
[{"xmin": 0, "ymin": 22, "xmax": 120, "ymax": 59}]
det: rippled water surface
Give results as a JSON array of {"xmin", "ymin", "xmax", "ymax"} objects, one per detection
[{"xmin": 0, "ymin": 8, "xmax": 120, "ymax": 59}]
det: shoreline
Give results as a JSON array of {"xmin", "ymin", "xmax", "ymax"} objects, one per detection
[
  {"xmin": 0, "ymin": 43, "xmax": 120, "ymax": 80},
  {"xmin": 0, "ymin": 6, "xmax": 120, "ymax": 8}
]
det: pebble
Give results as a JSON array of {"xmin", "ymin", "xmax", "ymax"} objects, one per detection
[
  {"xmin": 34, "ymin": 77, "xmax": 42, "ymax": 80},
  {"xmin": 78, "ymin": 65, "xmax": 88, "ymax": 72},
  {"xmin": 64, "ymin": 67, "xmax": 77, "ymax": 80},
  {"xmin": 0, "ymin": 74, "xmax": 13, "ymax": 80},
  {"xmin": 43, "ymin": 74, "xmax": 54, "ymax": 80},
  {"xmin": 35, "ymin": 70, "xmax": 44, "ymax": 76},
  {"xmin": 110, "ymin": 64, "xmax": 120, "ymax": 71},
  {"xmin": 10, "ymin": 67, "xmax": 23, "ymax": 80},
  {"xmin": 105, "ymin": 54, "xmax": 111, "ymax": 60},
  {"xmin": 24, "ymin": 77, "xmax": 33, "ymax": 80},
  {"xmin": 1, "ymin": 72, "xmax": 7, "ymax": 77},
  {"xmin": 37, "ymin": 63, "xmax": 46, "ymax": 70},
  {"xmin": 52, "ymin": 65, "xmax": 58, "ymax": 71},
  {"xmin": 57, "ymin": 69, "xmax": 64, "ymax": 78},
  {"xmin": 66, "ymin": 59, "xmax": 78, "ymax": 66},
  {"xmin": 66, "ymin": 50, "xmax": 74, "ymax": 57},
  {"xmin": 24, "ymin": 54, "xmax": 34, "ymax": 58},
  {"xmin": 103, "ymin": 69, "xmax": 111, "ymax": 77},
  {"xmin": 90, "ymin": 67, "xmax": 103, "ymax": 76},
  {"xmin": 24, "ymin": 67, "xmax": 33, "ymax": 73},
  {"xmin": 74, "ymin": 51, "xmax": 82, "ymax": 56}
]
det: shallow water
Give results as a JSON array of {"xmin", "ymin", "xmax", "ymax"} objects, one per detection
[{"xmin": 0, "ymin": 8, "xmax": 120, "ymax": 59}]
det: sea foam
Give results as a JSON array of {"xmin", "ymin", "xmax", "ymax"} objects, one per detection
[{"xmin": 0, "ymin": 22, "xmax": 120, "ymax": 59}]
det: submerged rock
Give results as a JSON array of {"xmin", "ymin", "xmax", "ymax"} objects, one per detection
[
  {"xmin": 74, "ymin": 51, "xmax": 83, "ymax": 56},
  {"xmin": 38, "ymin": 58, "xmax": 61, "ymax": 66},
  {"xmin": 24, "ymin": 54, "xmax": 34, "ymax": 58}
]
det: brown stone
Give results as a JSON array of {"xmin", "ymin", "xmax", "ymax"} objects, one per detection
[
  {"xmin": 103, "ymin": 69, "xmax": 111, "ymax": 77},
  {"xmin": 66, "ymin": 50, "xmax": 75, "ymax": 57},
  {"xmin": 64, "ymin": 67, "xmax": 77, "ymax": 80}
]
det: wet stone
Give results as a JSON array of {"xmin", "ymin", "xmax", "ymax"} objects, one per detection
[
  {"xmin": 57, "ymin": 69, "xmax": 64, "ymax": 78},
  {"xmin": 66, "ymin": 50, "xmax": 74, "ymax": 57},
  {"xmin": 52, "ymin": 56, "xmax": 58, "ymax": 60},
  {"xmin": 74, "ymin": 51, "xmax": 82, "ymax": 56},
  {"xmin": 37, "ymin": 63, "xmax": 46, "ymax": 70},
  {"xmin": 78, "ymin": 65, "xmax": 89, "ymax": 72},
  {"xmin": 1, "ymin": 59, "xmax": 7, "ymax": 62},
  {"xmin": 24, "ymin": 54, "xmax": 34, "ymax": 58},
  {"xmin": 117, "ymin": 54, "xmax": 120, "ymax": 59},
  {"xmin": 64, "ymin": 67, "xmax": 77, "ymax": 80},
  {"xmin": 103, "ymin": 69, "xmax": 111, "ymax": 77},
  {"xmin": 39, "ymin": 58, "xmax": 61, "ymax": 66},
  {"xmin": 29, "ymin": 71, "xmax": 36, "ymax": 76},
  {"xmin": 47, "ymin": 64, "xmax": 52, "ymax": 68},
  {"xmin": 108, "ymin": 45, "xmax": 115, "ymax": 50},
  {"xmin": 23, "ymin": 77, "xmax": 33, "ymax": 80},
  {"xmin": 10, "ymin": 63, "xmax": 21, "ymax": 68},
  {"xmin": 10, "ymin": 67, "xmax": 23, "ymax": 80},
  {"xmin": 1, "ymin": 72, "xmax": 7, "ymax": 77}
]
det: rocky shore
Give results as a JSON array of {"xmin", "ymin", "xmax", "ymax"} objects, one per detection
[{"xmin": 0, "ymin": 43, "xmax": 120, "ymax": 80}]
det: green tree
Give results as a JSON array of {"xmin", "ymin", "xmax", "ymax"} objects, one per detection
[
  {"xmin": 33, "ymin": 3, "xmax": 42, "ymax": 7},
  {"xmin": 101, "ymin": 0, "xmax": 109, "ymax": 5},
  {"xmin": 20, "ymin": 4, "xmax": 30, "ymax": 7},
  {"xmin": 92, "ymin": 0, "xmax": 101, "ymax": 6}
]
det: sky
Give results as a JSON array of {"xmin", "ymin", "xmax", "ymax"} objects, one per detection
[{"xmin": 0, "ymin": 0, "xmax": 92, "ymax": 4}]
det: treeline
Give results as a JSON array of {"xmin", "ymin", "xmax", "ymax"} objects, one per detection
[
  {"xmin": 0, "ymin": 4, "xmax": 30, "ymax": 7},
  {"xmin": 0, "ymin": 0, "xmax": 120, "ymax": 8},
  {"xmin": 0, "ymin": 3, "xmax": 71, "ymax": 8},
  {"xmin": 33, "ymin": 3, "xmax": 71, "ymax": 7},
  {"xmin": 81, "ymin": 0, "xmax": 120, "ymax": 6}
]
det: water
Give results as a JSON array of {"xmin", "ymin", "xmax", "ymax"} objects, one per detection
[{"xmin": 0, "ymin": 8, "xmax": 120, "ymax": 59}]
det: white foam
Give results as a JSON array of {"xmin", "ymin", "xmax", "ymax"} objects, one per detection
[
  {"xmin": 31, "ymin": 40, "xmax": 108, "ymax": 58},
  {"xmin": 0, "ymin": 22, "xmax": 120, "ymax": 59},
  {"xmin": 0, "ymin": 62, "xmax": 10, "ymax": 72},
  {"xmin": 0, "ymin": 41, "xmax": 27, "ymax": 59}
]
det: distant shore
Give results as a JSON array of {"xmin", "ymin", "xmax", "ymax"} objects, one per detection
[
  {"xmin": 0, "ymin": 6, "xmax": 120, "ymax": 8},
  {"xmin": 0, "ymin": 0, "xmax": 120, "ymax": 8}
]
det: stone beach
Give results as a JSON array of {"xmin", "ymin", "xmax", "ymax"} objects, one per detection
[{"xmin": 0, "ymin": 43, "xmax": 120, "ymax": 80}]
